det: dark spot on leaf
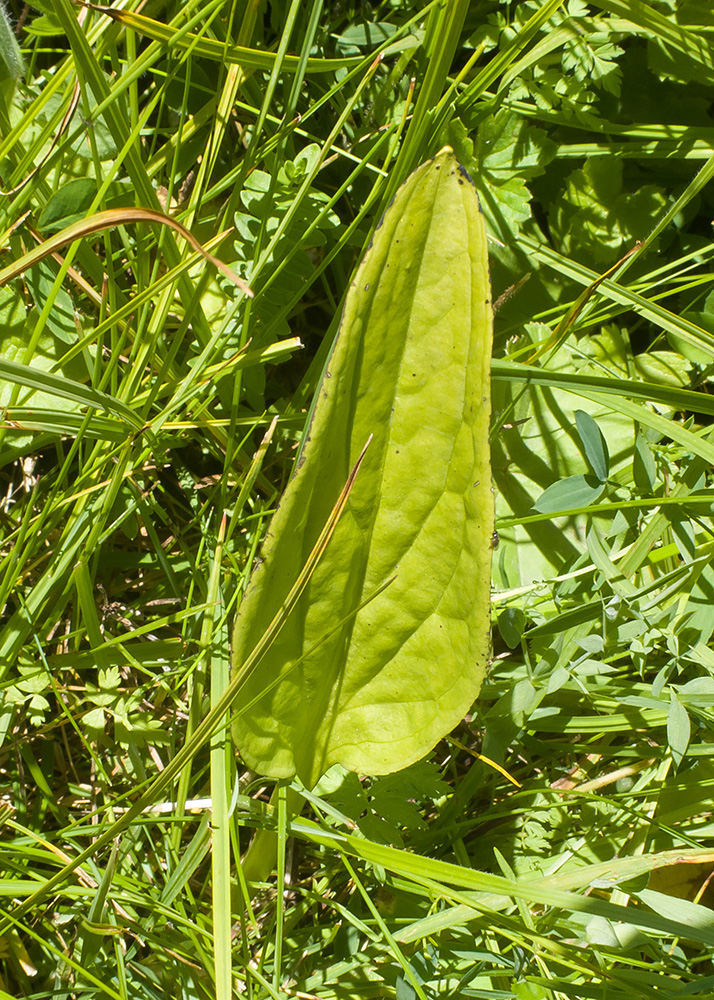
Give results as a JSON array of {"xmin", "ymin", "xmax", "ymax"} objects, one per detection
[{"xmin": 457, "ymin": 163, "xmax": 475, "ymax": 186}]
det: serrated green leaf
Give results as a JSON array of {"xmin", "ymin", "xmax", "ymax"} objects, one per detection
[
  {"xmin": 551, "ymin": 156, "xmax": 667, "ymax": 265},
  {"xmin": 575, "ymin": 409, "xmax": 609, "ymax": 481},
  {"xmin": 446, "ymin": 113, "xmax": 555, "ymax": 244},
  {"xmin": 232, "ymin": 148, "xmax": 493, "ymax": 787},
  {"xmin": 25, "ymin": 13, "xmax": 63, "ymax": 37},
  {"xmin": 533, "ymin": 474, "xmax": 605, "ymax": 514},
  {"xmin": 83, "ymin": 708, "xmax": 106, "ymax": 731}
]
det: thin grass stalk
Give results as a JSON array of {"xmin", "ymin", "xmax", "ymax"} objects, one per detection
[{"xmin": 207, "ymin": 516, "xmax": 232, "ymax": 1000}]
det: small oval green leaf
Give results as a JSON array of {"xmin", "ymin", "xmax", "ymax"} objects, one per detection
[
  {"xmin": 575, "ymin": 409, "xmax": 609, "ymax": 482},
  {"xmin": 38, "ymin": 178, "xmax": 98, "ymax": 233},
  {"xmin": 498, "ymin": 607, "xmax": 526, "ymax": 649},
  {"xmin": 231, "ymin": 148, "xmax": 493, "ymax": 788},
  {"xmin": 533, "ymin": 474, "xmax": 605, "ymax": 514}
]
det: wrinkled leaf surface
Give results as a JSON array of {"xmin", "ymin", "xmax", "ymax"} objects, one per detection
[{"xmin": 232, "ymin": 148, "xmax": 493, "ymax": 787}]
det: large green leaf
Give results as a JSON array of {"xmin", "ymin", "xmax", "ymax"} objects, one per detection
[{"xmin": 231, "ymin": 148, "xmax": 493, "ymax": 788}]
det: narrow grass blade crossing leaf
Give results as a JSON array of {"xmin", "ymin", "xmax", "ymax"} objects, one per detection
[
  {"xmin": 232, "ymin": 147, "xmax": 493, "ymax": 788},
  {"xmin": 0, "ymin": 208, "xmax": 252, "ymax": 297}
]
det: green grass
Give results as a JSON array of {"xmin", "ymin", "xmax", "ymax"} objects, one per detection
[{"xmin": 3, "ymin": 0, "xmax": 714, "ymax": 997}]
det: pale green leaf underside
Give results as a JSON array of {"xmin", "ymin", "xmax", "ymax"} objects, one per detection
[{"xmin": 232, "ymin": 148, "xmax": 493, "ymax": 787}]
